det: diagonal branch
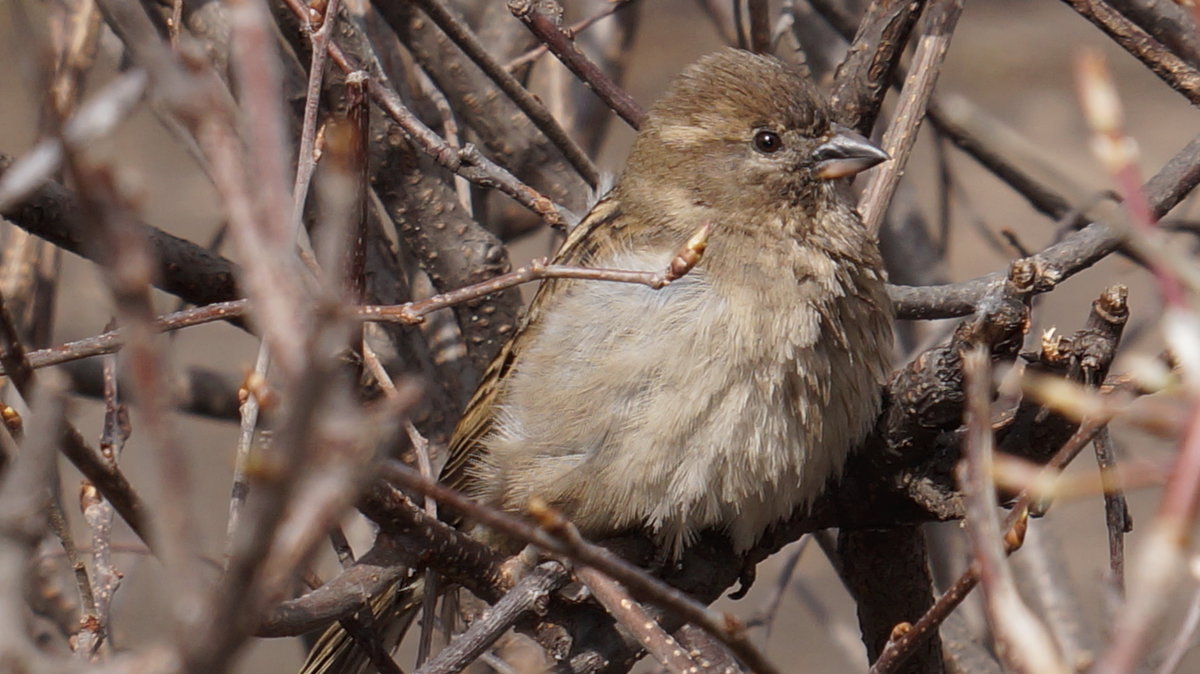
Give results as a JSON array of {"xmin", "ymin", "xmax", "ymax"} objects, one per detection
[
  {"xmin": 859, "ymin": 0, "xmax": 965, "ymax": 237},
  {"xmin": 827, "ymin": 0, "xmax": 925, "ymax": 135},
  {"xmin": 889, "ymin": 133, "xmax": 1200, "ymax": 319},
  {"xmin": 507, "ymin": 0, "xmax": 647, "ymax": 129},
  {"xmin": 1063, "ymin": 0, "xmax": 1200, "ymax": 106},
  {"xmin": 397, "ymin": 0, "xmax": 600, "ymax": 186}
]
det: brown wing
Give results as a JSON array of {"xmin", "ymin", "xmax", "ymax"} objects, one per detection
[{"xmin": 438, "ymin": 195, "xmax": 626, "ymax": 498}]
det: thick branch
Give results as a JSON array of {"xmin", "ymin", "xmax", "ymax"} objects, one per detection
[
  {"xmin": 0, "ymin": 155, "xmax": 240, "ymax": 307},
  {"xmin": 828, "ymin": 0, "xmax": 925, "ymax": 134}
]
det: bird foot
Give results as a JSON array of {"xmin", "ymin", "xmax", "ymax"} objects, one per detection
[{"xmin": 727, "ymin": 561, "xmax": 757, "ymax": 600}]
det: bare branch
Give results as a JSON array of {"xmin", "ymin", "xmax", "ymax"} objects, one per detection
[
  {"xmin": 1064, "ymin": 0, "xmax": 1200, "ymax": 106},
  {"xmin": 414, "ymin": 563, "xmax": 570, "ymax": 674},
  {"xmin": 860, "ymin": 0, "xmax": 964, "ymax": 237},
  {"xmin": 890, "ymin": 133, "xmax": 1200, "ymax": 319},
  {"xmin": 381, "ymin": 461, "xmax": 782, "ymax": 674},
  {"xmin": 960, "ymin": 348, "xmax": 1069, "ymax": 674},
  {"xmin": 507, "ymin": 0, "xmax": 647, "ymax": 129},
  {"xmin": 827, "ymin": 0, "xmax": 924, "ymax": 134},
  {"xmin": 391, "ymin": 0, "xmax": 600, "ymax": 186}
]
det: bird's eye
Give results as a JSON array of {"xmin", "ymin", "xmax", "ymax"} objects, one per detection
[{"xmin": 753, "ymin": 130, "xmax": 783, "ymax": 154}]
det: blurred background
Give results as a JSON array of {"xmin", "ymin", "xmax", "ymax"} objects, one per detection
[{"xmin": 0, "ymin": 0, "xmax": 1197, "ymax": 671}]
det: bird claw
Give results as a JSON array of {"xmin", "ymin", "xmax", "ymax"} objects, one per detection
[{"xmin": 727, "ymin": 562, "xmax": 757, "ymax": 600}]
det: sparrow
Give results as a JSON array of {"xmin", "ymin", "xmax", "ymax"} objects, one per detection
[
  {"xmin": 445, "ymin": 47, "xmax": 893, "ymax": 554},
  {"xmin": 303, "ymin": 47, "xmax": 892, "ymax": 673}
]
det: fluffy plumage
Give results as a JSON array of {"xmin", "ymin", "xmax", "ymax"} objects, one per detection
[
  {"xmin": 301, "ymin": 48, "xmax": 893, "ymax": 674},
  {"xmin": 444, "ymin": 48, "xmax": 893, "ymax": 554}
]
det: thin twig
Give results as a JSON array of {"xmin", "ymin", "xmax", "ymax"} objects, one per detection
[
  {"xmin": 290, "ymin": 0, "xmax": 343, "ymax": 232},
  {"xmin": 9, "ymin": 226, "xmax": 712, "ymax": 376},
  {"xmin": 50, "ymin": 494, "xmax": 95, "ymax": 660},
  {"xmin": 507, "ymin": 0, "xmax": 647, "ymax": 130},
  {"xmin": 504, "ymin": 0, "xmax": 639, "ymax": 72},
  {"xmin": 358, "ymin": 222, "xmax": 712, "ymax": 324},
  {"xmin": 382, "ymin": 461, "xmax": 783, "ymax": 674},
  {"xmin": 1093, "ymin": 427, "xmax": 1131, "ymax": 592},
  {"xmin": 226, "ymin": 347, "xmax": 270, "ymax": 565},
  {"xmin": 576, "ymin": 566, "xmax": 701, "ymax": 674},
  {"xmin": 960, "ymin": 349, "xmax": 1069, "ymax": 674},
  {"xmin": 859, "ymin": 0, "xmax": 964, "ymax": 236},
  {"xmin": 168, "ymin": 0, "xmax": 182, "ymax": 45},
  {"xmin": 413, "ymin": 66, "xmax": 471, "ymax": 210},
  {"xmin": 1, "ymin": 300, "xmax": 246, "ymax": 373},
  {"xmin": 397, "ymin": 0, "xmax": 600, "ymax": 186},
  {"xmin": 77, "ymin": 352, "xmax": 126, "ymax": 658},
  {"xmin": 413, "ymin": 563, "xmax": 570, "ymax": 674}
]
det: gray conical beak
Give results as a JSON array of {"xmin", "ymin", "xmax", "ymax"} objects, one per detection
[{"xmin": 812, "ymin": 125, "xmax": 890, "ymax": 180}]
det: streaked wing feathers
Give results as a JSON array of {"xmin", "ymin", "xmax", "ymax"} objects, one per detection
[{"xmin": 438, "ymin": 195, "xmax": 625, "ymax": 500}]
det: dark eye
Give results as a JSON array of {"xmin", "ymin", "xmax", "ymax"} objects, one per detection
[{"xmin": 753, "ymin": 130, "xmax": 783, "ymax": 154}]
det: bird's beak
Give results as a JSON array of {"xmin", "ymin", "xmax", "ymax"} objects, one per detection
[{"xmin": 811, "ymin": 125, "xmax": 889, "ymax": 180}]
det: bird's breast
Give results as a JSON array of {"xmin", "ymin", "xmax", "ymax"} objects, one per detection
[{"xmin": 480, "ymin": 241, "xmax": 890, "ymax": 552}]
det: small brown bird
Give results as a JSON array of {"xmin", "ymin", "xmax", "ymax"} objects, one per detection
[{"xmin": 304, "ymin": 47, "xmax": 892, "ymax": 672}]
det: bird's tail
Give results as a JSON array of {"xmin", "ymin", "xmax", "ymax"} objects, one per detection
[{"xmin": 298, "ymin": 575, "xmax": 425, "ymax": 674}]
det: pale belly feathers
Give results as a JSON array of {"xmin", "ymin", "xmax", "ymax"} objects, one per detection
[{"xmin": 476, "ymin": 245, "xmax": 890, "ymax": 554}]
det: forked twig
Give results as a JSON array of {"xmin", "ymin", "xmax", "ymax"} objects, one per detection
[
  {"xmin": 504, "ymin": 0, "xmax": 640, "ymax": 72},
  {"xmin": 413, "ymin": 563, "xmax": 569, "ymax": 674},
  {"xmin": 399, "ymin": 0, "xmax": 600, "ymax": 186},
  {"xmin": 507, "ymin": 0, "xmax": 647, "ymax": 129}
]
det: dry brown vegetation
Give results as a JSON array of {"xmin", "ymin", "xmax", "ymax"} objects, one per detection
[{"xmin": 0, "ymin": 0, "xmax": 1199, "ymax": 673}]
